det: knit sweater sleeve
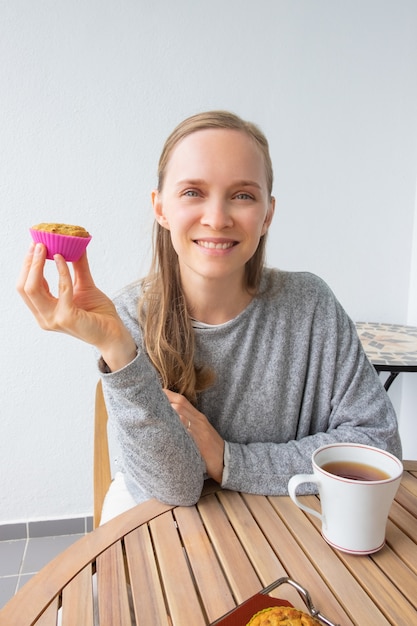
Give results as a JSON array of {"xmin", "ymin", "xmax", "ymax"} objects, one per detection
[{"xmin": 98, "ymin": 283, "xmax": 206, "ymax": 506}]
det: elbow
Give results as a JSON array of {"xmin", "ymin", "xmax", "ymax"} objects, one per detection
[
  {"xmin": 158, "ymin": 476, "xmax": 204, "ymax": 507},
  {"xmin": 162, "ymin": 492, "xmax": 201, "ymax": 507},
  {"xmin": 128, "ymin": 468, "xmax": 204, "ymax": 507}
]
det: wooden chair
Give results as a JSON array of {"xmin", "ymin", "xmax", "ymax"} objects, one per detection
[{"xmin": 93, "ymin": 380, "xmax": 112, "ymax": 528}]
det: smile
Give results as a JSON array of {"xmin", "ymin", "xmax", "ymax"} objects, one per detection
[{"xmin": 195, "ymin": 240, "xmax": 236, "ymax": 250}]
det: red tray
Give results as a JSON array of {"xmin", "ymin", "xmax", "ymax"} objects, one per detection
[{"xmin": 210, "ymin": 577, "xmax": 340, "ymax": 626}]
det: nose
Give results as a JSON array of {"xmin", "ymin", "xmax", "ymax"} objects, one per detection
[{"xmin": 200, "ymin": 197, "xmax": 233, "ymax": 230}]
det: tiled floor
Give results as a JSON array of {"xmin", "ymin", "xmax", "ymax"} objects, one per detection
[{"xmin": 0, "ymin": 517, "xmax": 92, "ymax": 610}]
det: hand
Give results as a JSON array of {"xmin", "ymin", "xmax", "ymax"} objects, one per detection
[
  {"xmin": 163, "ymin": 389, "xmax": 225, "ymax": 483},
  {"xmin": 17, "ymin": 243, "xmax": 137, "ymax": 371}
]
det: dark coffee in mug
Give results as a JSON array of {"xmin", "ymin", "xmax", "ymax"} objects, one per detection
[{"xmin": 321, "ymin": 461, "xmax": 390, "ymax": 481}]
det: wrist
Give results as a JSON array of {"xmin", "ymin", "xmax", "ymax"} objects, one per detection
[{"xmin": 99, "ymin": 331, "xmax": 137, "ymax": 373}]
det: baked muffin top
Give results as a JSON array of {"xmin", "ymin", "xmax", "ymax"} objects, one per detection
[
  {"xmin": 247, "ymin": 606, "xmax": 321, "ymax": 626},
  {"xmin": 31, "ymin": 223, "xmax": 90, "ymax": 238}
]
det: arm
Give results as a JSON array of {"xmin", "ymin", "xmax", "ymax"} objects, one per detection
[
  {"xmin": 18, "ymin": 243, "xmax": 206, "ymax": 505},
  {"xmin": 221, "ymin": 307, "xmax": 402, "ymax": 496},
  {"xmin": 165, "ymin": 337, "xmax": 400, "ymax": 499},
  {"xmin": 100, "ymin": 356, "xmax": 206, "ymax": 506}
]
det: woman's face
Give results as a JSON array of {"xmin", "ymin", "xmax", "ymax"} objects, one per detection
[{"xmin": 152, "ymin": 128, "xmax": 275, "ymax": 288}]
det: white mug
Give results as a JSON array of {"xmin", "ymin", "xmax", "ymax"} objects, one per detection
[{"xmin": 288, "ymin": 443, "xmax": 403, "ymax": 555}]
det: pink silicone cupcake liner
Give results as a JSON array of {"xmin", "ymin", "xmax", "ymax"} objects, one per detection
[{"xmin": 29, "ymin": 228, "xmax": 92, "ymax": 262}]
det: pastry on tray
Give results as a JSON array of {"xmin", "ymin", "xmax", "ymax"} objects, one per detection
[
  {"xmin": 247, "ymin": 605, "xmax": 321, "ymax": 625},
  {"xmin": 30, "ymin": 222, "xmax": 92, "ymax": 261}
]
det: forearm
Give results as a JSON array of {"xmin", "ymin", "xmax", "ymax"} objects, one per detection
[
  {"xmin": 222, "ymin": 423, "xmax": 385, "ymax": 496},
  {"xmin": 100, "ymin": 353, "xmax": 206, "ymax": 505},
  {"xmin": 222, "ymin": 355, "xmax": 401, "ymax": 496}
]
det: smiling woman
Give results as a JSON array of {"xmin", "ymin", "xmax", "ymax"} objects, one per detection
[{"xmin": 17, "ymin": 110, "xmax": 402, "ymax": 525}]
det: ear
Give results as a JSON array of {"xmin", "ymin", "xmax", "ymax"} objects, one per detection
[
  {"xmin": 261, "ymin": 196, "xmax": 275, "ymax": 236},
  {"xmin": 152, "ymin": 190, "xmax": 170, "ymax": 230}
]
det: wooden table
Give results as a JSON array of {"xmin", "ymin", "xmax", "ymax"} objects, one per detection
[
  {"xmin": 1, "ymin": 462, "xmax": 416, "ymax": 626},
  {"xmin": 356, "ymin": 322, "xmax": 417, "ymax": 390}
]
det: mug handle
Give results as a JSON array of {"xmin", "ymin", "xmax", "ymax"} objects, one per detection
[{"xmin": 288, "ymin": 474, "xmax": 322, "ymax": 520}]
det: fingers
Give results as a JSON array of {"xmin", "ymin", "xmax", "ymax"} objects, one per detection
[
  {"xmin": 17, "ymin": 243, "xmax": 73, "ymax": 331},
  {"xmin": 16, "ymin": 243, "xmax": 49, "ymax": 317},
  {"xmin": 72, "ymin": 251, "xmax": 96, "ymax": 289},
  {"xmin": 163, "ymin": 389, "xmax": 198, "ymax": 430},
  {"xmin": 16, "ymin": 242, "xmax": 36, "ymax": 296},
  {"xmin": 163, "ymin": 389, "xmax": 190, "ymax": 414},
  {"xmin": 163, "ymin": 389, "xmax": 180, "ymax": 403}
]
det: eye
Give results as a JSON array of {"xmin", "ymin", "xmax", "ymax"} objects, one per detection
[
  {"xmin": 234, "ymin": 192, "xmax": 255, "ymax": 200},
  {"xmin": 182, "ymin": 189, "xmax": 200, "ymax": 197}
]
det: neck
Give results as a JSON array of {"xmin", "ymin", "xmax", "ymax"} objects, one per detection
[{"xmin": 181, "ymin": 272, "xmax": 255, "ymax": 325}]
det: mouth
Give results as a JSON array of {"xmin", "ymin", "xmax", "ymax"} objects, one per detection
[{"xmin": 194, "ymin": 239, "xmax": 237, "ymax": 250}]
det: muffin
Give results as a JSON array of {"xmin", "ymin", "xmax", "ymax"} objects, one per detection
[
  {"xmin": 30, "ymin": 223, "xmax": 92, "ymax": 261},
  {"xmin": 247, "ymin": 606, "xmax": 321, "ymax": 626}
]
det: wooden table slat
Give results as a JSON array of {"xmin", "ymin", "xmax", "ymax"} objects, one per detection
[
  {"xmin": 385, "ymin": 519, "xmax": 417, "ymax": 576},
  {"xmin": 96, "ymin": 541, "xmax": 133, "ymax": 626},
  {"xmin": 197, "ymin": 493, "xmax": 262, "ymax": 604},
  {"xmin": 32, "ymin": 598, "xmax": 59, "ymax": 626},
  {"xmin": 216, "ymin": 491, "xmax": 302, "ymax": 608},
  {"xmin": 150, "ymin": 511, "xmax": 206, "ymax": 626},
  {"xmin": 371, "ymin": 543, "xmax": 417, "ymax": 610},
  {"xmin": 61, "ymin": 564, "xmax": 94, "ymax": 626},
  {"xmin": 395, "ymin": 480, "xmax": 417, "ymax": 518},
  {"xmin": 389, "ymin": 499, "xmax": 417, "ymax": 541},
  {"xmin": 400, "ymin": 469, "xmax": 417, "ymax": 497},
  {"xmin": 340, "ymin": 548, "xmax": 417, "ymax": 626},
  {"xmin": 124, "ymin": 525, "xmax": 171, "ymax": 626},
  {"xmin": 174, "ymin": 505, "xmax": 236, "ymax": 623}
]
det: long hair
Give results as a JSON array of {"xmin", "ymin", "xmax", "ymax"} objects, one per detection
[{"xmin": 138, "ymin": 111, "xmax": 274, "ymax": 403}]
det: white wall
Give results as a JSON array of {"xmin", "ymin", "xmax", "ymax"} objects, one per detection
[{"xmin": 1, "ymin": 0, "xmax": 417, "ymax": 523}]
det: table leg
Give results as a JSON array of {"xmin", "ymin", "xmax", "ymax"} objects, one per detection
[
  {"xmin": 375, "ymin": 369, "xmax": 400, "ymax": 391},
  {"xmin": 384, "ymin": 372, "xmax": 400, "ymax": 391}
]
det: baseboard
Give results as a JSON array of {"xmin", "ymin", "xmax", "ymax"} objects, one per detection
[{"xmin": 0, "ymin": 516, "xmax": 93, "ymax": 541}]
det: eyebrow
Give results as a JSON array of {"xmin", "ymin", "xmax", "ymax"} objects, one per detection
[{"xmin": 175, "ymin": 179, "xmax": 262, "ymax": 189}]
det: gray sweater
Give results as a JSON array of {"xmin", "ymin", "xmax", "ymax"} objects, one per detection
[{"xmin": 100, "ymin": 268, "xmax": 401, "ymax": 505}]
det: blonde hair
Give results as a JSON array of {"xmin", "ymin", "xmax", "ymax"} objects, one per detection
[{"xmin": 138, "ymin": 111, "xmax": 274, "ymax": 403}]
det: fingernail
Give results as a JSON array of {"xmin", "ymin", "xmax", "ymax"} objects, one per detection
[{"xmin": 34, "ymin": 243, "xmax": 43, "ymax": 255}]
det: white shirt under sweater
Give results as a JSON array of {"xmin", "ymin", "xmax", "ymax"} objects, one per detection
[{"xmin": 99, "ymin": 267, "xmax": 401, "ymax": 511}]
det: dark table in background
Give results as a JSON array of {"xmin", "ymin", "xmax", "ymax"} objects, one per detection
[{"xmin": 356, "ymin": 322, "xmax": 417, "ymax": 390}]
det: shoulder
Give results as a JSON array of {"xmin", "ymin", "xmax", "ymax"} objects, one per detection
[
  {"xmin": 259, "ymin": 268, "xmax": 357, "ymax": 348},
  {"xmin": 113, "ymin": 279, "xmax": 142, "ymax": 303},
  {"xmin": 261, "ymin": 267, "xmax": 335, "ymax": 304},
  {"xmin": 258, "ymin": 268, "xmax": 347, "ymax": 333}
]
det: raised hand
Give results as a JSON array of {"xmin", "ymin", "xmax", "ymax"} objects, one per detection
[{"xmin": 17, "ymin": 243, "xmax": 137, "ymax": 371}]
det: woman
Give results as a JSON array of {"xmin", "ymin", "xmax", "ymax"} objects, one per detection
[{"xmin": 18, "ymin": 110, "xmax": 401, "ymax": 522}]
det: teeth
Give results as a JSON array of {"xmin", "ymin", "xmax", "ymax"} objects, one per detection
[{"xmin": 197, "ymin": 240, "xmax": 234, "ymax": 250}]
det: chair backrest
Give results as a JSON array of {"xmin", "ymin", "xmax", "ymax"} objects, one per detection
[{"xmin": 94, "ymin": 380, "xmax": 112, "ymax": 528}]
